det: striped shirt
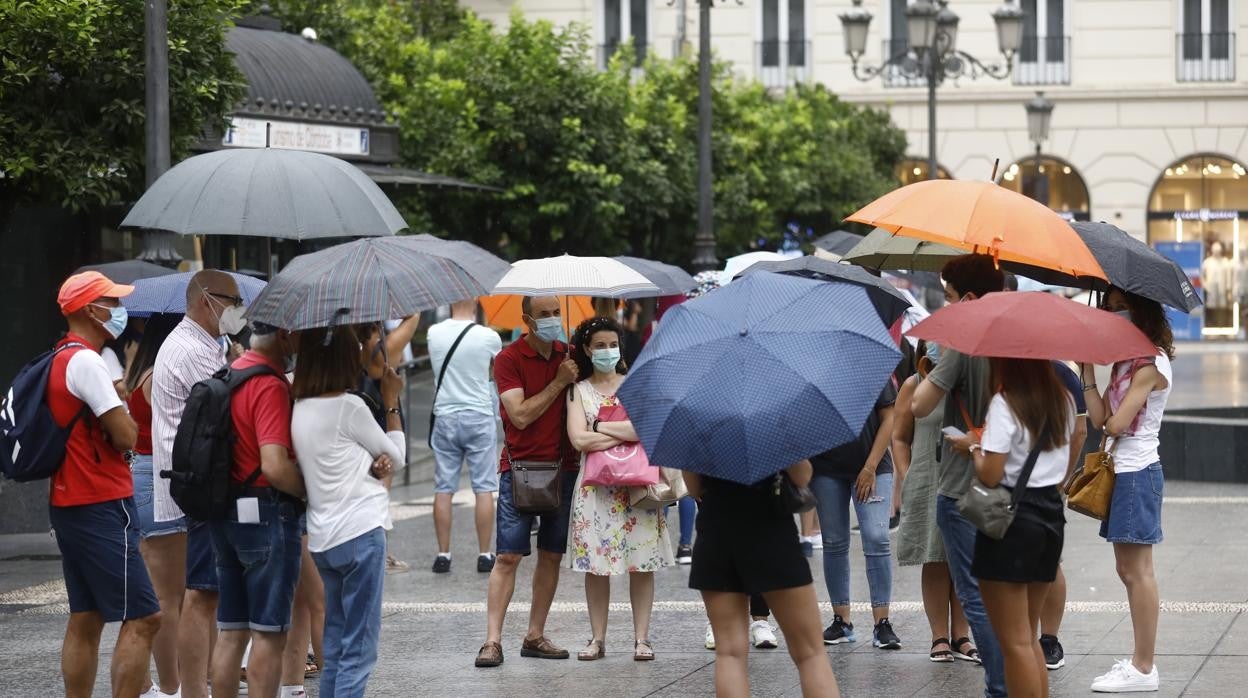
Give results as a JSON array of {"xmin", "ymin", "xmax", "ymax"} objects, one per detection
[{"xmin": 151, "ymin": 317, "xmax": 226, "ymax": 522}]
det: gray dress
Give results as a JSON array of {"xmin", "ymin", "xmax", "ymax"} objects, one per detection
[{"xmin": 896, "ymin": 395, "xmax": 947, "ymax": 566}]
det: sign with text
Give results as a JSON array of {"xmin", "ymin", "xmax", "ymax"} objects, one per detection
[{"xmin": 223, "ymin": 118, "xmax": 369, "ymax": 156}]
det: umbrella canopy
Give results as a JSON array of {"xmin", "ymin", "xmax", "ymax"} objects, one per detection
[
  {"xmin": 811, "ymin": 230, "xmax": 865, "ymax": 258},
  {"xmin": 77, "ymin": 260, "xmax": 178, "ymax": 285},
  {"xmin": 905, "ymin": 291, "xmax": 1158, "ymax": 365},
  {"xmin": 124, "ymin": 271, "xmax": 267, "ymax": 317},
  {"xmin": 120, "ymin": 148, "xmax": 407, "ymax": 240},
  {"xmin": 738, "ymin": 256, "xmax": 910, "ymax": 327},
  {"xmin": 246, "ymin": 236, "xmax": 498, "ymax": 330},
  {"xmin": 721, "ymin": 250, "xmax": 799, "ymax": 281},
  {"xmin": 842, "ymin": 227, "xmax": 963, "ymax": 272},
  {"xmin": 480, "ymin": 295, "xmax": 596, "ymax": 330},
  {"xmin": 846, "ymin": 180, "xmax": 1106, "ymax": 282},
  {"xmin": 401, "ymin": 234, "xmax": 512, "ymax": 291},
  {"xmin": 1072, "ymin": 222, "xmax": 1202, "ymax": 312},
  {"xmin": 617, "ymin": 273, "xmax": 902, "ymax": 485},
  {"xmin": 613, "ymin": 257, "xmax": 697, "ymax": 296},
  {"xmin": 492, "ymin": 255, "xmax": 661, "ymax": 298}
]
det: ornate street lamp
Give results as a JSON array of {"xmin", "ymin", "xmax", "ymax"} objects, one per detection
[
  {"xmin": 1024, "ymin": 90, "xmax": 1055, "ymax": 202},
  {"xmin": 839, "ymin": 0, "xmax": 1025, "ymax": 181}
]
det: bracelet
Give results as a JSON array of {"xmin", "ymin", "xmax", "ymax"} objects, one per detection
[
  {"xmin": 1082, "ymin": 383, "xmax": 1098, "ymax": 392},
  {"xmin": 385, "ymin": 407, "xmax": 401, "ymax": 415},
  {"xmin": 592, "ymin": 418, "xmax": 601, "ymax": 433},
  {"xmin": 968, "ymin": 444, "xmax": 981, "ymax": 454}
]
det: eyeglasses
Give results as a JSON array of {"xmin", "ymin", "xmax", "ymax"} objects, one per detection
[{"xmin": 205, "ymin": 291, "xmax": 244, "ymax": 307}]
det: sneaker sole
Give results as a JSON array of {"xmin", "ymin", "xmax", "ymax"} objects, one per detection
[
  {"xmin": 676, "ymin": 558, "xmax": 692, "ymax": 565},
  {"xmin": 1046, "ymin": 659, "xmax": 1066, "ymax": 670},
  {"xmin": 1090, "ymin": 686, "xmax": 1159, "ymax": 693},
  {"xmin": 823, "ymin": 635, "xmax": 856, "ymax": 645},
  {"xmin": 753, "ymin": 640, "xmax": 778, "ymax": 649},
  {"xmin": 705, "ymin": 643, "xmax": 716, "ymax": 650},
  {"xmin": 874, "ymin": 641, "xmax": 902, "ymax": 649},
  {"xmin": 519, "ymin": 649, "xmax": 570, "ymax": 660}
]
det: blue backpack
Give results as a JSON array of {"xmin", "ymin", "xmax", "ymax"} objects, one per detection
[{"xmin": 0, "ymin": 343, "xmax": 90, "ymax": 482}]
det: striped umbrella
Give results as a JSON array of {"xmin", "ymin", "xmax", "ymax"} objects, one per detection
[
  {"xmin": 613, "ymin": 256, "xmax": 697, "ymax": 296},
  {"xmin": 492, "ymin": 255, "xmax": 661, "ymax": 298},
  {"xmin": 245, "ymin": 236, "xmax": 504, "ymax": 330}
]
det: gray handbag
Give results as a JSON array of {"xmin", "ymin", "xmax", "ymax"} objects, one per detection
[{"xmin": 957, "ymin": 425, "xmax": 1049, "ymax": 540}]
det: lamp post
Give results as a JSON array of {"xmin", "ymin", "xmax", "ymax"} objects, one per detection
[
  {"xmin": 1024, "ymin": 90, "xmax": 1054, "ymax": 202},
  {"xmin": 839, "ymin": 0, "xmax": 1025, "ymax": 181},
  {"xmin": 691, "ymin": 0, "xmax": 718, "ymax": 272}
]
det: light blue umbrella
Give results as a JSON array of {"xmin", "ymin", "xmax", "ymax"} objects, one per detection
[
  {"xmin": 617, "ymin": 272, "xmax": 902, "ymax": 485},
  {"xmin": 124, "ymin": 271, "xmax": 267, "ymax": 317}
]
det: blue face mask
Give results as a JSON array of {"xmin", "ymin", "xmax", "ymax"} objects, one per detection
[
  {"xmin": 91, "ymin": 304, "xmax": 128, "ymax": 340},
  {"xmin": 591, "ymin": 347, "xmax": 621, "ymax": 374},
  {"xmin": 532, "ymin": 316, "xmax": 563, "ymax": 343},
  {"xmin": 1113, "ymin": 310, "xmax": 1132, "ymax": 322},
  {"xmin": 925, "ymin": 341, "xmax": 941, "ymax": 364}
]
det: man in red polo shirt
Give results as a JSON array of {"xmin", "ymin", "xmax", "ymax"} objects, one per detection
[
  {"xmin": 207, "ymin": 322, "xmax": 306, "ymax": 698},
  {"xmin": 47, "ymin": 271, "xmax": 161, "ymax": 697},
  {"xmin": 475, "ymin": 295, "xmax": 579, "ymax": 668}
]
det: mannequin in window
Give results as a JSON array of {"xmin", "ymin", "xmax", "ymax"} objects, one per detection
[{"xmin": 1202, "ymin": 241, "xmax": 1234, "ymax": 327}]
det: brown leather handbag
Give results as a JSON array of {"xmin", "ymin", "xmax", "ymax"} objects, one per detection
[
  {"xmin": 506, "ymin": 445, "xmax": 563, "ymax": 514},
  {"xmin": 1066, "ymin": 437, "xmax": 1117, "ymax": 521}
]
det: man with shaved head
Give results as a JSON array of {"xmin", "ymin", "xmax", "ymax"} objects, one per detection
[{"xmin": 143, "ymin": 269, "xmax": 245, "ymax": 698}]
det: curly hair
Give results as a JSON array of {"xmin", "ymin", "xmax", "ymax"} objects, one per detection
[{"xmin": 570, "ymin": 316, "xmax": 626, "ymax": 380}]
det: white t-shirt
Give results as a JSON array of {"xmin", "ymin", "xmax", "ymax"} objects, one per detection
[
  {"xmin": 292, "ymin": 394, "xmax": 406, "ymax": 553},
  {"xmin": 980, "ymin": 393, "xmax": 1075, "ymax": 489},
  {"xmin": 66, "ymin": 350, "xmax": 125, "ymax": 417},
  {"xmin": 427, "ymin": 319, "xmax": 502, "ymax": 417},
  {"xmin": 1110, "ymin": 352, "xmax": 1173, "ymax": 473},
  {"xmin": 100, "ymin": 346, "xmax": 124, "ymax": 382}
]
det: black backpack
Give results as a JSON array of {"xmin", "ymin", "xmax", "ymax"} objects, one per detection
[
  {"xmin": 1, "ymin": 343, "xmax": 89, "ymax": 482},
  {"xmin": 162, "ymin": 363, "xmax": 280, "ymax": 520}
]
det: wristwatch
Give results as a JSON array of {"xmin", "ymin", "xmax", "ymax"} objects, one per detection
[{"xmin": 386, "ymin": 406, "xmax": 401, "ymax": 416}]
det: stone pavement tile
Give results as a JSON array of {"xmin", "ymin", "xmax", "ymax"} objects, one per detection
[
  {"xmin": 1212, "ymin": 611, "xmax": 1248, "ymax": 655},
  {"xmin": 1096, "ymin": 611, "xmax": 1236, "ymax": 657},
  {"xmin": 1048, "ymin": 653, "xmax": 1205, "ymax": 697},
  {"xmin": 1183, "ymin": 655, "xmax": 1248, "ymax": 696}
]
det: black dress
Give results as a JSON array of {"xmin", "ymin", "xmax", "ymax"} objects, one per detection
[{"xmin": 688, "ymin": 475, "xmax": 813, "ymax": 594}]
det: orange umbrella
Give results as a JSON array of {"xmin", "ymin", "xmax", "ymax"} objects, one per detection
[
  {"xmin": 846, "ymin": 179, "xmax": 1107, "ymax": 282},
  {"xmin": 479, "ymin": 295, "xmax": 597, "ymax": 331}
]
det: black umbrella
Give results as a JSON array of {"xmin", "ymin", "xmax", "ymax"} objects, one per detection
[
  {"xmin": 1071, "ymin": 222, "xmax": 1202, "ymax": 312},
  {"xmin": 811, "ymin": 230, "xmax": 865, "ymax": 258},
  {"xmin": 77, "ymin": 260, "xmax": 178, "ymax": 285},
  {"xmin": 739, "ymin": 255, "xmax": 910, "ymax": 326}
]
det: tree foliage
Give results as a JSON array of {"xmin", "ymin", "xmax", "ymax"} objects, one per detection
[{"xmin": 0, "ymin": 0, "xmax": 246, "ymax": 213}]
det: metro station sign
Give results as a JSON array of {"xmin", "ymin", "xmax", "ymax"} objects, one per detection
[{"xmin": 223, "ymin": 117, "xmax": 370, "ymax": 156}]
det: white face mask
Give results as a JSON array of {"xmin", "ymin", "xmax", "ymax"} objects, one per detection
[{"xmin": 204, "ymin": 289, "xmax": 247, "ymax": 336}]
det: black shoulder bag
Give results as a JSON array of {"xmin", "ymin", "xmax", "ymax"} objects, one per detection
[{"xmin": 428, "ymin": 323, "xmax": 476, "ymax": 448}]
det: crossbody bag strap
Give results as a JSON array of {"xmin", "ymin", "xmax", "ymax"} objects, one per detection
[
  {"xmin": 1010, "ymin": 423, "xmax": 1051, "ymax": 507},
  {"xmin": 955, "ymin": 393, "xmax": 983, "ymax": 433},
  {"xmin": 433, "ymin": 323, "xmax": 476, "ymax": 400}
]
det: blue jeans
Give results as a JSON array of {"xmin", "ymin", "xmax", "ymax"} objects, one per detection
[
  {"xmin": 810, "ymin": 473, "xmax": 894, "ymax": 608},
  {"xmin": 937, "ymin": 494, "xmax": 1006, "ymax": 698},
  {"xmin": 209, "ymin": 493, "xmax": 303, "ymax": 632},
  {"xmin": 130, "ymin": 455, "xmax": 188, "ymax": 539},
  {"xmin": 678, "ymin": 496, "xmax": 696, "ymax": 546},
  {"xmin": 314, "ymin": 527, "xmax": 386, "ymax": 698}
]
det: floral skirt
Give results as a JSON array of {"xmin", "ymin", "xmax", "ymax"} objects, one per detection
[{"xmin": 566, "ymin": 467, "xmax": 674, "ymax": 575}]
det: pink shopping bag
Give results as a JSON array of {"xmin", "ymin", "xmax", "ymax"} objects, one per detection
[{"xmin": 583, "ymin": 402, "xmax": 660, "ymax": 487}]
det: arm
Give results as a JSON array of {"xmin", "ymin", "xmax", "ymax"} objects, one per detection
[
  {"xmin": 384, "ymin": 316, "xmax": 420, "ymax": 368},
  {"xmin": 66, "ymin": 351, "xmax": 136, "ymax": 450},
  {"xmin": 683, "ymin": 471, "xmax": 703, "ymax": 501},
  {"xmin": 565, "ymin": 386, "xmax": 621, "ymax": 452},
  {"xmin": 1104, "ymin": 365, "xmax": 1162, "ymax": 437},
  {"xmin": 891, "ymin": 377, "xmax": 918, "ymax": 514},
  {"xmin": 260, "ymin": 444, "xmax": 306, "ymax": 499},
  {"xmin": 972, "ymin": 448, "xmax": 1009, "ymax": 488},
  {"xmin": 343, "ymin": 400, "xmax": 406, "ymax": 465},
  {"xmin": 1080, "ymin": 364, "xmax": 1109, "ymax": 429},
  {"xmin": 99, "ymin": 407, "xmax": 138, "ymax": 451},
  {"xmin": 498, "ymin": 357, "xmax": 577, "ymax": 430},
  {"xmin": 1064, "ymin": 415, "xmax": 1088, "ymax": 488},
  {"xmin": 786, "ymin": 459, "xmax": 813, "ymax": 488},
  {"xmin": 596, "ymin": 418, "xmax": 638, "ymax": 443},
  {"xmin": 855, "ymin": 405, "xmax": 894, "ymax": 502},
  {"xmin": 911, "ymin": 378, "xmax": 946, "ymax": 420},
  {"xmin": 913, "ymin": 349, "xmax": 962, "ymax": 419}
]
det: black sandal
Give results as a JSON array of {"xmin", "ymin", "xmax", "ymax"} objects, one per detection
[
  {"xmin": 929, "ymin": 637, "xmax": 954, "ymax": 663},
  {"xmin": 953, "ymin": 637, "xmax": 981, "ymax": 664}
]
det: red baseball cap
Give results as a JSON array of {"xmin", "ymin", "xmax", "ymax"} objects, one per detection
[{"xmin": 57, "ymin": 271, "xmax": 134, "ymax": 316}]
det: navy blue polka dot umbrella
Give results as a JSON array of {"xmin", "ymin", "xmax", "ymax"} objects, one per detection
[{"xmin": 617, "ymin": 271, "xmax": 902, "ymax": 486}]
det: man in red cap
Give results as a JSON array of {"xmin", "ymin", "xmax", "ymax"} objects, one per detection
[{"xmin": 49, "ymin": 271, "xmax": 162, "ymax": 697}]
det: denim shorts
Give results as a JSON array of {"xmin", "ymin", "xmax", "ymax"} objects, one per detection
[
  {"xmin": 431, "ymin": 410, "xmax": 500, "ymax": 494},
  {"xmin": 49, "ymin": 498, "xmax": 161, "ymax": 622},
  {"xmin": 495, "ymin": 470, "xmax": 577, "ymax": 557},
  {"xmin": 209, "ymin": 491, "xmax": 303, "ymax": 632},
  {"xmin": 186, "ymin": 520, "xmax": 219, "ymax": 591},
  {"xmin": 1100, "ymin": 462, "xmax": 1164, "ymax": 545},
  {"xmin": 130, "ymin": 455, "xmax": 188, "ymax": 539}
]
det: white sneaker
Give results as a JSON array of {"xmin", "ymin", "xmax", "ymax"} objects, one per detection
[
  {"xmin": 809, "ymin": 535, "xmax": 823, "ymax": 550},
  {"xmin": 140, "ymin": 688, "xmax": 160, "ymax": 698},
  {"xmin": 704, "ymin": 622, "xmax": 716, "ymax": 650},
  {"xmin": 750, "ymin": 620, "xmax": 779, "ymax": 649},
  {"xmin": 1091, "ymin": 659, "xmax": 1160, "ymax": 693}
]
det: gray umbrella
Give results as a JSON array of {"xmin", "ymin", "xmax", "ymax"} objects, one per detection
[
  {"xmin": 739, "ymin": 255, "xmax": 911, "ymax": 326},
  {"xmin": 811, "ymin": 230, "xmax": 865, "ymax": 258},
  {"xmin": 120, "ymin": 148, "xmax": 407, "ymax": 239},
  {"xmin": 1072, "ymin": 221, "xmax": 1202, "ymax": 312},
  {"xmin": 76, "ymin": 260, "xmax": 178, "ymax": 285},
  {"xmin": 613, "ymin": 256, "xmax": 697, "ymax": 296}
]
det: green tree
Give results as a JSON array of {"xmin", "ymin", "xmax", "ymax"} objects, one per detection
[{"xmin": 0, "ymin": 0, "xmax": 246, "ymax": 212}]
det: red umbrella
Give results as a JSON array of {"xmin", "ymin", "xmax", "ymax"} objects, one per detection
[{"xmin": 905, "ymin": 292, "xmax": 1158, "ymax": 365}]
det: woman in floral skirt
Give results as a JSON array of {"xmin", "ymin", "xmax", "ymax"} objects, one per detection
[{"xmin": 565, "ymin": 316, "xmax": 673, "ymax": 662}]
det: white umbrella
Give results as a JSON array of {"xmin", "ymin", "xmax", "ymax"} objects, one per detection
[
  {"xmin": 492, "ymin": 255, "xmax": 661, "ymax": 298},
  {"xmin": 721, "ymin": 250, "xmax": 801, "ymax": 281}
]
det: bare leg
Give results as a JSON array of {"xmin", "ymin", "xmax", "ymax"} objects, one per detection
[
  {"xmin": 1027, "ymin": 582, "xmax": 1051, "ymax": 698},
  {"xmin": 485, "ymin": 553, "xmax": 521, "ymax": 643},
  {"xmin": 62, "ymin": 611, "xmax": 104, "ymax": 698},
  {"xmin": 140, "ymin": 533, "xmax": 187, "ymax": 694},
  {"xmin": 209, "ymin": 630, "xmax": 248, "ymax": 698},
  {"xmin": 112, "ymin": 612, "xmax": 163, "ymax": 697},
  {"xmin": 526, "ymin": 550, "xmax": 563, "ymax": 640},
  {"xmin": 980, "ymin": 580, "xmax": 1045, "ymax": 698},
  {"xmin": 307, "ymin": 560, "xmax": 325, "ymax": 667},
  {"xmin": 179, "ymin": 590, "xmax": 218, "ymax": 698},
  {"xmin": 1114, "ymin": 543, "xmax": 1159, "ymax": 673},
  {"xmin": 1040, "ymin": 565, "xmax": 1066, "ymax": 637},
  {"xmin": 950, "ymin": 572, "xmax": 971, "ymax": 642},
  {"xmin": 282, "ymin": 541, "xmax": 317, "ymax": 686},
  {"xmin": 921, "ymin": 562, "xmax": 952, "ymax": 650},
  {"xmin": 475, "ymin": 493, "xmax": 496, "ymax": 554},
  {"xmin": 434, "ymin": 492, "xmax": 455, "ymax": 554},
  {"xmin": 584, "ymin": 573, "xmax": 610, "ymax": 643},
  {"xmin": 800, "ymin": 509, "xmax": 819, "ymax": 538},
  {"xmin": 244, "ymin": 631, "xmax": 288, "ymax": 698},
  {"xmin": 764, "ymin": 585, "xmax": 841, "ymax": 698},
  {"xmin": 629, "ymin": 571, "xmax": 655, "ymax": 642},
  {"xmin": 703, "ymin": 591, "xmax": 750, "ymax": 698}
]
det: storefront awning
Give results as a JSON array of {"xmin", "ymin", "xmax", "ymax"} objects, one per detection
[{"xmin": 354, "ymin": 163, "xmax": 502, "ymax": 192}]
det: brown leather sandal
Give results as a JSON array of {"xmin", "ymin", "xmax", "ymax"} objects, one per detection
[
  {"xmin": 475, "ymin": 641, "xmax": 504, "ymax": 668},
  {"xmin": 520, "ymin": 635, "xmax": 569, "ymax": 659}
]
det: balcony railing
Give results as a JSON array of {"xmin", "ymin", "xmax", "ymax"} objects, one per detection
[
  {"xmin": 1014, "ymin": 35, "xmax": 1071, "ymax": 85},
  {"xmin": 755, "ymin": 41, "xmax": 812, "ymax": 90},
  {"xmin": 1177, "ymin": 33, "xmax": 1235, "ymax": 82},
  {"xmin": 598, "ymin": 40, "xmax": 647, "ymax": 70}
]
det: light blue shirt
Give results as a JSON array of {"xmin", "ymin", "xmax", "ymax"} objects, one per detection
[{"xmin": 427, "ymin": 319, "xmax": 503, "ymax": 417}]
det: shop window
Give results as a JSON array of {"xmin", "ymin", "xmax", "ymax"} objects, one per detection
[
  {"xmin": 898, "ymin": 158, "xmax": 951, "ymax": 186},
  {"xmin": 997, "ymin": 155, "xmax": 1089, "ymax": 221}
]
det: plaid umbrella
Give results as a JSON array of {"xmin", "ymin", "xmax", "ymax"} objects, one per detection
[
  {"xmin": 246, "ymin": 236, "xmax": 501, "ymax": 330},
  {"xmin": 124, "ymin": 271, "xmax": 266, "ymax": 317},
  {"xmin": 618, "ymin": 272, "xmax": 901, "ymax": 485}
]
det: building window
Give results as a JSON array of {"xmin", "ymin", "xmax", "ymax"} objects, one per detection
[
  {"xmin": 757, "ymin": 0, "xmax": 808, "ymax": 89},
  {"xmin": 1148, "ymin": 155, "xmax": 1248, "ymax": 336},
  {"xmin": 898, "ymin": 158, "xmax": 951, "ymax": 186},
  {"xmin": 882, "ymin": 0, "xmax": 924, "ymax": 87},
  {"xmin": 600, "ymin": 0, "xmax": 648, "ymax": 69},
  {"xmin": 997, "ymin": 155, "xmax": 1090, "ymax": 221},
  {"xmin": 1178, "ymin": 0, "xmax": 1234, "ymax": 81},
  {"xmin": 1015, "ymin": 0, "xmax": 1070, "ymax": 85}
]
